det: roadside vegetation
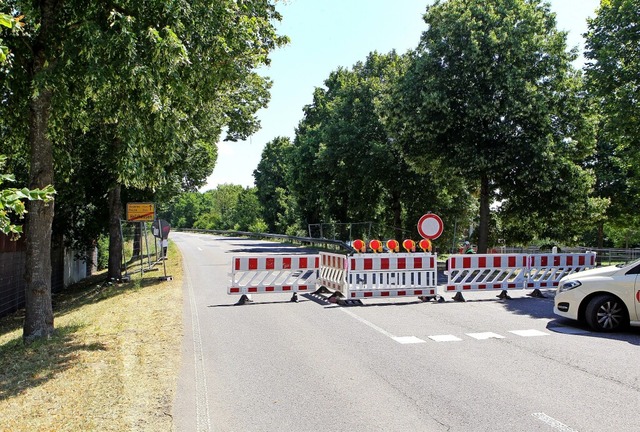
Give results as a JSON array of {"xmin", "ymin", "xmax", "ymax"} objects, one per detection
[{"xmin": 0, "ymin": 243, "xmax": 183, "ymax": 431}]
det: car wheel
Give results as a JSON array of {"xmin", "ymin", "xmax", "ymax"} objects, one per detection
[{"xmin": 585, "ymin": 294, "xmax": 628, "ymax": 332}]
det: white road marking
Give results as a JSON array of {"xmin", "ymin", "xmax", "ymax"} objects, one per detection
[
  {"xmin": 429, "ymin": 335, "xmax": 463, "ymax": 342},
  {"xmin": 337, "ymin": 308, "xmax": 555, "ymax": 344},
  {"xmin": 185, "ymin": 264, "xmax": 212, "ymax": 431},
  {"xmin": 509, "ymin": 329, "xmax": 549, "ymax": 337},
  {"xmin": 392, "ymin": 336, "xmax": 427, "ymax": 344},
  {"xmin": 340, "ymin": 308, "xmax": 423, "ymax": 344},
  {"xmin": 467, "ymin": 332, "xmax": 505, "ymax": 340},
  {"xmin": 532, "ymin": 412, "xmax": 578, "ymax": 432}
]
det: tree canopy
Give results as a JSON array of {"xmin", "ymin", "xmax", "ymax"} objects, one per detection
[
  {"xmin": 390, "ymin": 0, "xmax": 600, "ymax": 251},
  {"xmin": 584, "ymin": 0, "xmax": 640, "ymax": 243}
]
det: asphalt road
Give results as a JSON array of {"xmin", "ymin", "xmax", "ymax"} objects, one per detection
[{"xmin": 171, "ymin": 232, "xmax": 640, "ymax": 432}]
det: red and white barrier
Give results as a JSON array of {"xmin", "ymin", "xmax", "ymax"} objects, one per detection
[
  {"xmin": 347, "ymin": 253, "xmax": 437, "ymax": 299},
  {"xmin": 317, "ymin": 252, "xmax": 348, "ymax": 294},
  {"xmin": 228, "ymin": 250, "xmax": 598, "ymax": 304},
  {"xmin": 527, "ymin": 253, "xmax": 597, "ymax": 289},
  {"xmin": 229, "ymin": 255, "xmax": 319, "ymax": 298},
  {"xmin": 446, "ymin": 254, "xmax": 529, "ymax": 293},
  {"xmin": 446, "ymin": 252, "xmax": 598, "ymax": 299}
]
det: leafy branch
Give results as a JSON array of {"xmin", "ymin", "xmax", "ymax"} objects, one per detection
[{"xmin": 0, "ymin": 155, "xmax": 55, "ymax": 237}]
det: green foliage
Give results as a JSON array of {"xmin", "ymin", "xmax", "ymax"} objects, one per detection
[
  {"xmin": 585, "ymin": 0, "xmax": 640, "ymax": 235},
  {"xmin": 0, "ymin": 0, "xmax": 287, "ymax": 244},
  {"xmin": 287, "ymin": 51, "xmax": 472, "ymax": 246},
  {"xmin": 0, "ymin": 12, "xmax": 12, "ymax": 62},
  {"xmin": 163, "ymin": 184, "xmax": 266, "ymax": 233},
  {"xmin": 0, "ymin": 155, "xmax": 55, "ymax": 237},
  {"xmin": 253, "ymin": 137, "xmax": 299, "ymax": 233},
  {"xmin": 96, "ymin": 234, "xmax": 109, "ymax": 270},
  {"xmin": 391, "ymin": 0, "xmax": 598, "ymax": 249}
]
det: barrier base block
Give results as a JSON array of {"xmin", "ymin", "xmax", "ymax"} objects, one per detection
[
  {"xmin": 452, "ymin": 292, "xmax": 466, "ymax": 302},
  {"xmin": 235, "ymin": 294, "xmax": 254, "ymax": 306},
  {"xmin": 418, "ymin": 295, "xmax": 437, "ymax": 302},
  {"xmin": 497, "ymin": 290, "xmax": 512, "ymax": 300},
  {"xmin": 327, "ymin": 291, "xmax": 344, "ymax": 303},
  {"xmin": 338, "ymin": 299, "xmax": 363, "ymax": 306},
  {"xmin": 314, "ymin": 286, "xmax": 332, "ymax": 295},
  {"xmin": 527, "ymin": 289, "xmax": 546, "ymax": 298},
  {"xmin": 290, "ymin": 292, "xmax": 299, "ymax": 303}
]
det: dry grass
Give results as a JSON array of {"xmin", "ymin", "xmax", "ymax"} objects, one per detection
[{"xmin": 0, "ymin": 243, "xmax": 183, "ymax": 431}]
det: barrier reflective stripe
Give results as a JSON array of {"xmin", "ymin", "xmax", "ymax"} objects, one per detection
[
  {"xmin": 349, "ymin": 255, "xmax": 435, "ymax": 271},
  {"xmin": 347, "ymin": 253, "xmax": 437, "ymax": 298},
  {"xmin": 526, "ymin": 253, "xmax": 597, "ymax": 288},
  {"xmin": 234, "ymin": 256, "xmax": 319, "ymax": 272},
  {"xmin": 446, "ymin": 254, "xmax": 528, "ymax": 292},
  {"xmin": 228, "ymin": 254, "xmax": 319, "ymax": 295}
]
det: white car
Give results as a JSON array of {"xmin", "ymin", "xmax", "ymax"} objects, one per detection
[{"xmin": 554, "ymin": 258, "xmax": 640, "ymax": 332}]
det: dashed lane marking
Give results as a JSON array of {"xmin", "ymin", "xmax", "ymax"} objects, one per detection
[
  {"xmin": 532, "ymin": 412, "xmax": 578, "ymax": 432},
  {"xmin": 392, "ymin": 336, "xmax": 427, "ymax": 344},
  {"xmin": 429, "ymin": 335, "xmax": 464, "ymax": 342},
  {"xmin": 466, "ymin": 332, "xmax": 505, "ymax": 340},
  {"xmin": 509, "ymin": 329, "xmax": 550, "ymax": 337}
]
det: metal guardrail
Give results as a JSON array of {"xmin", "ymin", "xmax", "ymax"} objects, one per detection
[{"xmin": 178, "ymin": 228, "xmax": 357, "ymax": 254}]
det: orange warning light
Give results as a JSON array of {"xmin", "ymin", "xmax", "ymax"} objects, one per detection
[
  {"xmin": 352, "ymin": 239, "xmax": 366, "ymax": 253},
  {"xmin": 402, "ymin": 239, "xmax": 416, "ymax": 252},
  {"xmin": 418, "ymin": 238, "xmax": 432, "ymax": 252},
  {"xmin": 369, "ymin": 239, "xmax": 383, "ymax": 253},
  {"xmin": 386, "ymin": 239, "xmax": 399, "ymax": 252}
]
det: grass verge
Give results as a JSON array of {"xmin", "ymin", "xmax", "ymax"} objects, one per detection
[{"xmin": 0, "ymin": 242, "xmax": 183, "ymax": 431}]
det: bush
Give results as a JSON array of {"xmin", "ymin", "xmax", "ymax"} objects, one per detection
[{"xmin": 96, "ymin": 234, "xmax": 109, "ymax": 270}]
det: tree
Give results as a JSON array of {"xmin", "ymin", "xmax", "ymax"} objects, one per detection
[
  {"xmin": 290, "ymin": 51, "xmax": 473, "ymax": 244},
  {"xmin": 0, "ymin": 0, "xmax": 286, "ymax": 341},
  {"xmin": 1, "ymin": 14, "xmax": 54, "ymax": 238},
  {"xmin": 584, "ymin": 0, "xmax": 640, "ymax": 245},
  {"xmin": 253, "ymin": 136, "xmax": 298, "ymax": 233},
  {"xmin": 230, "ymin": 187, "xmax": 265, "ymax": 232},
  {"xmin": 392, "ymin": 0, "xmax": 599, "ymax": 251}
]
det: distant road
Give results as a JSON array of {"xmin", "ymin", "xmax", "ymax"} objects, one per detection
[{"xmin": 172, "ymin": 232, "xmax": 640, "ymax": 432}]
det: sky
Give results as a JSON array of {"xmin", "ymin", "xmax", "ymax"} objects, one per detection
[{"xmin": 203, "ymin": 0, "xmax": 602, "ymax": 191}]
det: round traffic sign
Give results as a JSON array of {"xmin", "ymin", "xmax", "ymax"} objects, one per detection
[{"xmin": 417, "ymin": 213, "xmax": 444, "ymax": 239}]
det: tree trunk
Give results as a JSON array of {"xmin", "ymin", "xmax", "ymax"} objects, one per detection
[
  {"xmin": 107, "ymin": 184, "xmax": 124, "ymax": 281},
  {"xmin": 23, "ymin": 0, "xmax": 57, "ymax": 343},
  {"xmin": 23, "ymin": 90, "xmax": 55, "ymax": 342},
  {"xmin": 477, "ymin": 173, "xmax": 490, "ymax": 254},
  {"xmin": 597, "ymin": 222, "xmax": 604, "ymax": 249}
]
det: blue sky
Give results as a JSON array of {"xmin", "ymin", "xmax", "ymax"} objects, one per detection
[{"xmin": 203, "ymin": 0, "xmax": 601, "ymax": 190}]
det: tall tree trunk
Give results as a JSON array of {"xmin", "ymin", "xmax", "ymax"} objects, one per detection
[
  {"xmin": 108, "ymin": 184, "xmax": 124, "ymax": 281},
  {"xmin": 477, "ymin": 173, "xmax": 490, "ymax": 254},
  {"xmin": 23, "ymin": 0, "xmax": 57, "ymax": 343},
  {"xmin": 24, "ymin": 89, "xmax": 55, "ymax": 342}
]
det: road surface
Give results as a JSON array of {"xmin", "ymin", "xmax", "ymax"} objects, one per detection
[{"xmin": 172, "ymin": 232, "xmax": 640, "ymax": 432}]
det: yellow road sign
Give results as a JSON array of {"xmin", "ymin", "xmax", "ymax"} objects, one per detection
[{"xmin": 126, "ymin": 202, "xmax": 155, "ymax": 222}]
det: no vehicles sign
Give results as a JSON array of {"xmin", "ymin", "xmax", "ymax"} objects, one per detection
[
  {"xmin": 417, "ymin": 213, "xmax": 444, "ymax": 240},
  {"xmin": 126, "ymin": 202, "xmax": 155, "ymax": 222}
]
